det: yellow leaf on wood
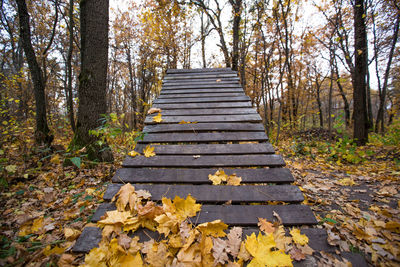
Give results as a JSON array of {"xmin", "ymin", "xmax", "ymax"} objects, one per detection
[
  {"xmin": 290, "ymin": 228, "xmax": 309, "ymax": 246},
  {"xmin": 197, "ymin": 219, "xmax": 228, "ymax": 237},
  {"xmin": 227, "ymin": 174, "xmax": 242, "ymax": 186},
  {"xmin": 258, "ymin": 218, "xmax": 275, "ymax": 234},
  {"xmin": 143, "ymin": 145, "xmax": 156, "ymax": 157},
  {"xmin": 153, "ymin": 112, "xmax": 163, "ymax": 123},
  {"xmin": 64, "ymin": 228, "xmax": 81, "ymax": 241},
  {"xmin": 208, "ymin": 169, "xmax": 228, "ymax": 185},
  {"xmin": 128, "ymin": 150, "xmax": 140, "ymax": 157}
]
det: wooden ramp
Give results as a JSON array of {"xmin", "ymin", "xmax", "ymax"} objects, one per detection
[{"xmin": 73, "ymin": 68, "xmax": 333, "ymax": 258}]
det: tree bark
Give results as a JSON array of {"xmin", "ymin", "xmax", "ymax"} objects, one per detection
[
  {"xmin": 73, "ymin": 0, "xmax": 113, "ymax": 162},
  {"xmin": 353, "ymin": 0, "xmax": 368, "ymax": 145},
  {"xmin": 66, "ymin": 0, "xmax": 75, "ymax": 132},
  {"xmin": 16, "ymin": 0, "xmax": 52, "ymax": 145},
  {"xmin": 229, "ymin": 0, "xmax": 242, "ymax": 71}
]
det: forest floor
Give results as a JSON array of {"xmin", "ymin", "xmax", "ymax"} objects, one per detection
[{"xmin": 0, "ymin": 127, "xmax": 399, "ymax": 266}]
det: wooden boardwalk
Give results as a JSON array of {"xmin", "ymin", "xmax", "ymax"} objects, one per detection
[{"xmin": 73, "ymin": 68, "xmax": 334, "ymax": 258}]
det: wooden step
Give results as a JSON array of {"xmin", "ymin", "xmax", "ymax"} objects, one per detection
[
  {"xmin": 145, "ymin": 114, "xmax": 261, "ymax": 124},
  {"xmin": 138, "ymin": 132, "xmax": 268, "ymax": 143},
  {"xmin": 152, "ymin": 108, "xmax": 256, "ymax": 116},
  {"xmin": 158, "ymin": 92, "xmax": 245, "ymax": 98},
  {"xmin": 104, "ymin": 184, "xmax": 302, "ymax": 203},
  {"xmin": 112, "ymin": 167, "xmax": 293, "ymax": 184},
  {"xmin": 92, "ymin": 203, "xmax": 316, "ymax": 226},
  {"xmin": 153, "ymin": 96, "xmax": 250, "ymax": 104},
  {"xmin": 161, "ymin": 88, "xmax": 244, "ymax": 94},
  {"xmin": 143, "ymin": 122, "xmax": 265, "ymax": 133},
  {"xmin": 154, "ymin": 102, "xmax": 252, "ymax": 109},
  {"xmin": 134, "ymin": 143, "xmax": 274, "ymax": 155}
]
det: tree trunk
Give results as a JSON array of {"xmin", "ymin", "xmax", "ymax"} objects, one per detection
[
  {"xmin": 376, "ymin": 13, "xmax": 400, "ymax": 133},
  {"xmin": 73, "ymin": 0, "xmax": 113, "ymax": 162},
  {"xmin": 16, "ymin": 0, "xmax": 52, "ymax": 145},
  {"xmin": 353, "ymin": 0, "xmax": 368, "ymax": 145},
  {"xmin": 200, "ymin": 12, "xmax": 207, "ymax": 68},
  {"xmin": 229, "ymin": 0, "xmax": 242, "ymax": 71},
  {"xmin": 66, "ymin": 0, "xmax": 75, "ymax": 132}
]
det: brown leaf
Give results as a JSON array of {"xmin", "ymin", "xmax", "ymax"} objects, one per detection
[
  {"xmin": 57, "ymin": 254, "xmax": 76, "ymax": 267},
  {"xmin": 258, "ymin": 218, "xmax": 275, "ymax": 234},
  {"xmin": 118, "ymin": 233, "xmax": 132, "ymax": 251},
  {"xmin": 212, "ymin": 237, "xmax": 229, "ymax": 265},
  {"xmin": 226, "ymin": 227, "xmax": 242, "ymax": 258},
  {"xmin": 289, "ymin": 246, "xmax": 306, "ymax": 261},
  {"xmin": 147, "ymin": 108, "xmax": 161, "ymax": 114}
]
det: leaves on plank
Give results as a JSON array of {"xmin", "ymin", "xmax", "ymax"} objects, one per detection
[{"xmin": 152, "ymin": 112, "xmax": 163, "ymax": 123}]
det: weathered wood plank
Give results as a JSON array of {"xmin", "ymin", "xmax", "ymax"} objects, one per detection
[
  {"xmin": 145, "ymin": 114, "xmax": 261, "ymax": 124},
  {"xmin": 134, "ymin": 143, "xmax": 274, "ymax": 155},
  {"xmin": 163, "ymin": 77, "xmax": 240, "ymax": 84},
  {"xmin": 123, "ymin": 154, "xmax": 284, "ymax": 167},
  {"xmin": 112, "ymin": 167, "xmax": 292, "ymax": 184},
  {"xmin": 161, "ymin": 88, "xmax": 244, "ymax": 94},
  {"xmin": 163, "ymin": 84, "xmax": 242, "ymax": 89},
  {"xmin": 72, "ymin": 227, "xmax": 102, "ymax": 253},
  {"xmin": 143, "ymin": 123, "xmax": 265, "ymax": 133},
  {"xmin": 164, "ymin": 73, "xmax": 238, "ymax": 80},
  {"xmin": 153, "ymin": 102, "xmax": 252, "ymax": 109},
  {"xmin": 153, "ymin": 96, "xmax": 250, "ymax": 104},
  {"xmin": 158, "ymin": 92, "xmax": 244, "ymax": 98},
  {"xmin": 166, "ymin": 68, "xmax": 234, "ymax": 74},
  {"xmin": 153, "ymin": 108, "xmax": 256, "ymax": 116},
  {"xmin": 92, "ymin": 203, "xmax": 315, "ymax": 226},
  {"xmin": 139, "ymin": 132, "xmax": 269, "ymax": 143},
  {"xmin": 104, "ymin": 184, "xmax": 302, "ymax": 203}
]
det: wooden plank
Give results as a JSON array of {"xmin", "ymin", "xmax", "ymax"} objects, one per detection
[
  {"xmin": 163, "ymin": 77, "xmax": 240, "ymax": 84},
  {"xmin": 167, "ymin": 68, "xmax": 234, "ymax": 74},
  {"xmin": 104, "ymin": 184, "xmax": 303, "ymax": 203},
  {"xmin": 145, "ymin": 114, "xmax": 261, "ymax": 124},
  {"xmin": 153, "ymin": 96, "xmax": 250, "ymax": 104},
  {"xmin": 164, "ymin": 73, "xmax": 238, "ymax": 80},
  {"xmin": 112, "ymin": 167, "xmax": 293, "ymax": 184},
  {"xmin": 122, "ymin": 154, "xmax": 284, "ymax": 167},
  {"xmin": 163, "ymin": 84, "xmax": 241, "ymax": 89},
  {"xmin": 161, "ymin": 88, "xmax": 244, "ymax": 94},
  {"xmin": 158, "ymin": 92, "xmax": 244, "ymax": 98},
  {"xmin": 139, "ymin": 132, "xmax": 269, "ymax": 143},
  {"xmin": 92, "ymin": 203, "xmax": 316, "ymax": 226},
  {"xmin": 134, "ymin": 143, "xmax": 275, "ymax": 155},
  {"xmin": 153, "ymin": 108, "xmax": 256, "ymax": 116},
  {"xmin": 72, "ymin": 227, "xmax": 102, "ymax": 253},
  {"xmin": 143, "ymin": 123, "xmax": 265, "ymax": 133},
  {"xmin": 153, "ymin": 102, "xmax": 252, "ymax": 109}
]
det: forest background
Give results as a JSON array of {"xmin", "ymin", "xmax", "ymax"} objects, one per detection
[{"xmin": 0, "ymin": 0, "xmax": 399, "ymax": 266}]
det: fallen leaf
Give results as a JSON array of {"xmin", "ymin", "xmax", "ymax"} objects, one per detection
[
  {"xmin": 290, "ymin": 228, "xmax": 309, "ymax": 246},
  {"xmin": 258, "ymin": 218, "xmax": 275, "ymax": 234},
  {"xmin": 227, "ymin": 174, "xmax": 242, "ymax": 186},
  {"xmin": 213, "ymin": 237, "xmax": 229, "ymax": 265},
  {"xmin": 197, "ymin": 220, "xmax": 228, "ymax": 237},
  {"xmin": 57, "ymin": 254, "xmax": 76, "ymax": 267},
  {"xmin": 338, "ymin": 178, "xmax": 356, "ymax": 186},
  {"xmin": 289, "ymin": 246, "xmax": 306, "ymax": 261},
  {"xmin": 226, "ymin": 227, "xmax": 242, "ymax": 257},
  {"xmin": 152, "ymin": 112, "xmax": 163, "ymax": 123},
  {"xmin": 128, "ymin": 150, "xmax": 140, "ymax": 157},
  {"xmin": 64, "ymin": 228, "xmax": 81, "ymax": 241},
  {"xmin": 148, "ymin": 107, "xmax": 161, "ymax": 114},
  {"xmin": 208, "ymin": 169, "xmax": 228, "ymax": 185},
  {"xmin": 143, "ymin": 145, "xmax": 156, "ymax": 157}
]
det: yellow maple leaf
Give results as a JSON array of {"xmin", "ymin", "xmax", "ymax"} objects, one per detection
[
  {"xmin": 245, "ymin": 232, "xmax": 293, "ymax": 267},
  {"xmin": 143, "ymin": 145, "xmax": 156, "ymax": 157},
  {"xmin": 84, "ymin": 246, "xmax": 107, "ymax": 267},
  {"xmin": 197, "ymin": 220, "xmax": 228, "ymax": 237},
  {"xmin": 97, "ymin": 210, "xmax": 132, "ymax": 227},
  {"xmin": 128, "ymin": 150, "xmax": 140, "ymax": 157},
  {"xmin": 178, "ymin": 120, "xmax": 197, "ymax": 124},
  {"xmin": 208, "ymin": 169, "xmax": 228, "ymax": 185},
  {"xmin": 227, "ymin": 174, "xmax": 242, "ymax": 186},
  {"xmin": 152, "ymin": 112, "xmax": 163, "ymax": 123},
  {"xmin": 155, "ymin": 213, "xmax": 180, "ymax": 237},
  {"xmin": 289, "ymin": 228, "xmax": 309, "ymax": 246},
  {"xmin": 119, "ymin": 252, "xmax": 143, "ymax": 266},
  {"xmin": 173, "ymin": 194, "xmax": 201, "ymax": 220}
]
